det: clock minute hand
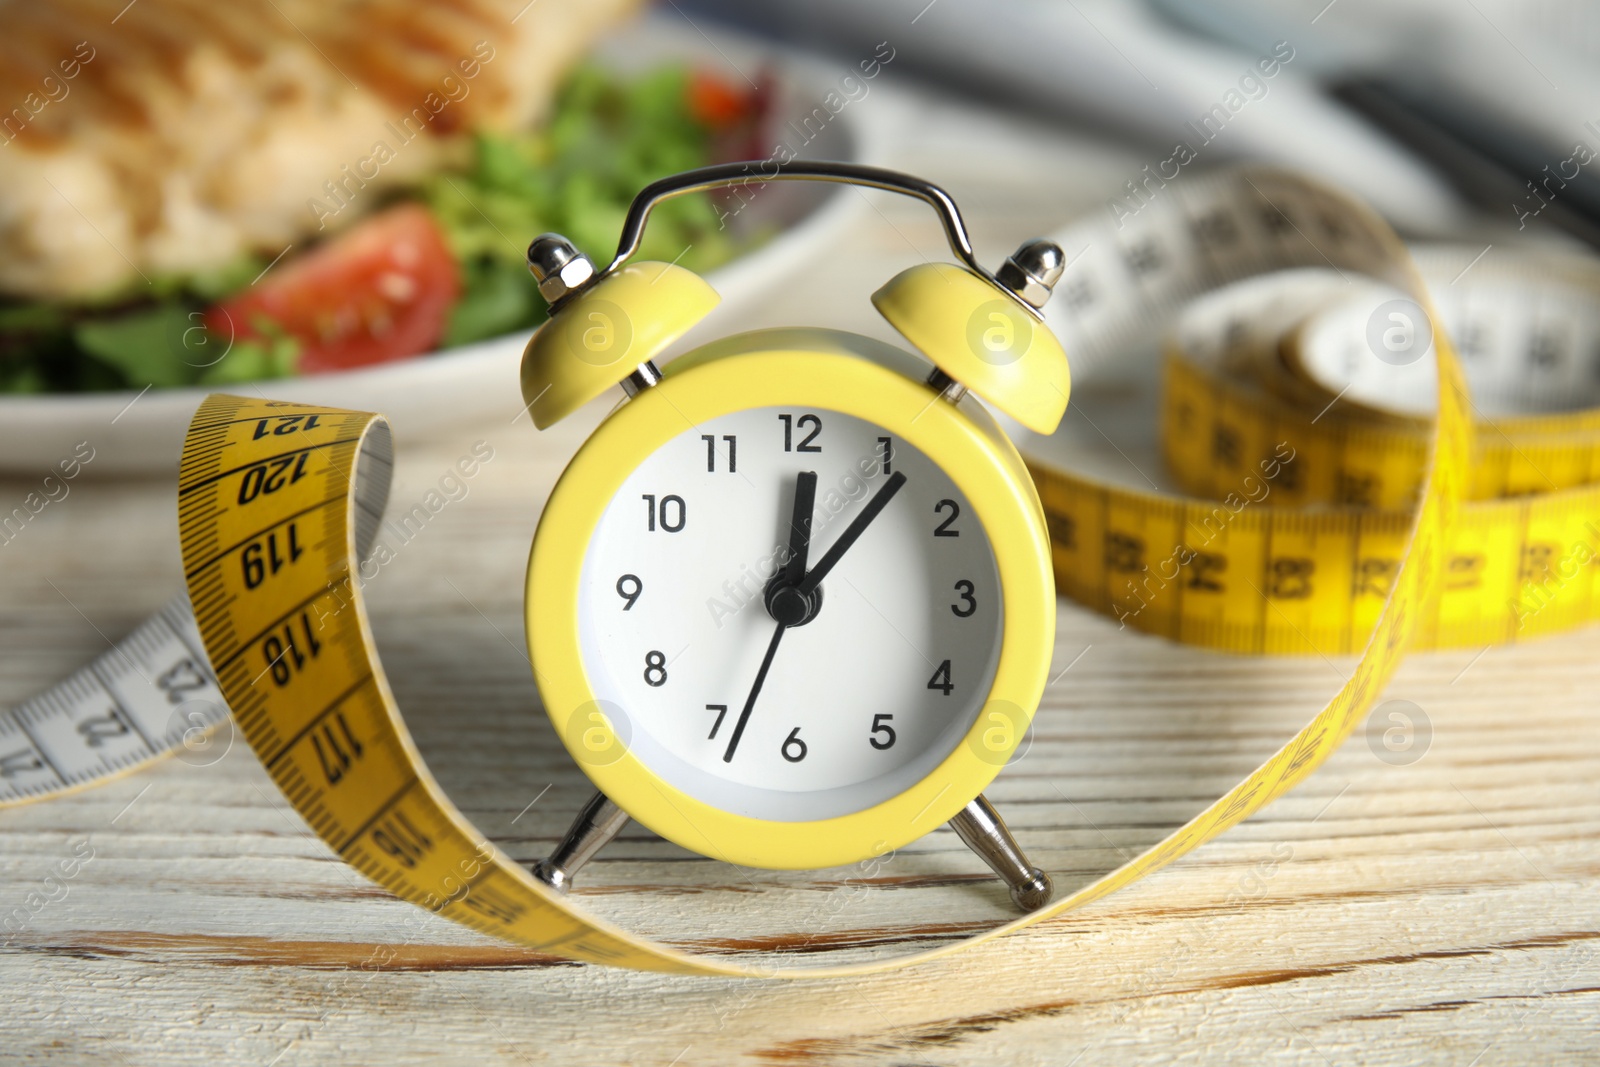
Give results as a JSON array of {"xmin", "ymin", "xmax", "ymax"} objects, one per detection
[{"xmin": 794, "ymin": 471, "xmax": 907, "ymax": 597}]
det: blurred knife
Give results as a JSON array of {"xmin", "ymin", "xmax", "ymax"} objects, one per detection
[
  {"xmin": 1332, "ymin": 78, "xmax": 1600, "ymax": 253},
  {"xmin": 675, "ymin": 0, "xmax": 1465, "ymax": 231}
]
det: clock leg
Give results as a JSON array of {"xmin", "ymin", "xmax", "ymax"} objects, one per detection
[
  {"xmin": 949, "ymin": 794, "xmax": 1053, "ymax": 912},
  {"xmin": 530, "ymin": 790, "xmax": 629, "ymax": 893}
]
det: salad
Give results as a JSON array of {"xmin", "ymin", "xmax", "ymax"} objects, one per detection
[{"xmin": 0, "ymin": 65, "xmax": 768, "ymax": 395}]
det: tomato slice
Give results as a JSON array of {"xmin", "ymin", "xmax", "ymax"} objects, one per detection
[
  {"xmin": 688, "ymin": 69, "xmax": 757, "ymax": 129},
  {"xmin": 692, "ymin": 67, "xmax": 774, "ymax": 166},
  {"xmin": 206, "ymin": 204, "xmax": 459, "ymax": 375}
]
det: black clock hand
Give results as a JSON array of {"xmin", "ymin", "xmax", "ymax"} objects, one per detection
[
  {"xmin": 784, "ymin": 471, "xmax": 818, "ymax": 585},
  {"xmin": 794, "ymin": 471, "xmax": 907, "ymax": 597},
  {"xmin": 721, "ymin": 621, "xmax": 785, "ymax": 763},
  {"xmin": 723, "ymin": 471, "xmax": 817, "ymax": 764}
]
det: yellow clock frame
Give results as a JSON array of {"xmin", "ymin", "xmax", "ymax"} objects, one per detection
[{"xmin": 525, "ymin": 331, "xmax": 1056, "ymax": 871}]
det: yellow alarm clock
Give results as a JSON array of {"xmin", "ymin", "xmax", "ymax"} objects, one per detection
[{"xmin": 521, "ymin": 163, "xmax": 1070, "ymax": 911}]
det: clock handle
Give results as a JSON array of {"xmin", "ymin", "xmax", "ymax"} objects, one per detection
[
  {"xmin": 605, "ymin": 161, "xmax": 985, "ymax": 278},
  {"xmin": 949, "ymin": 794, "xmax": 1054, "ymax": 912},
  {"xmin": 531, "ymin": 790, "xmax": 629, "ymax": 893}
]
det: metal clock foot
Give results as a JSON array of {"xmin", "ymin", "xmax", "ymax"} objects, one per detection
[
  {"xmin": 531, "ymin": 790, "xmax": 629, "ymax": 893},
  {"xmin": 949, "ymin": 794, "xmax": 1053, "ymax": 912}
]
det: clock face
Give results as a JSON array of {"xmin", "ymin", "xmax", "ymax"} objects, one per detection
[{"xmin": 575, "ymin": 404, "xmax": 1004, "ymax": 822}]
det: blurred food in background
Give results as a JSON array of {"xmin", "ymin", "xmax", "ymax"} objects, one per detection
[
  {"xmin": 0, "ymin": 0, "xmax": 772, "ymax": 393},
  {"xmin": 17, "ymin": 0, "xmax": 1588, "ymax": 402}
]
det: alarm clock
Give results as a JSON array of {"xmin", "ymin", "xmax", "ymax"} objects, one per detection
[{"xmin": 521, "ymin": 162, "xmax": 1069, "ymax": 911}]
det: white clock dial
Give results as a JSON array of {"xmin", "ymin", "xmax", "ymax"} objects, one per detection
[{"xmin": 575, "ymin": 404, "xmax": 1004, "ymax": 822}]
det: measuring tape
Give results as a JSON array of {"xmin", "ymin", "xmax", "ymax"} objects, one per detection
[
  {"xmin": 0, "ymin": 598, "xmax": 227, "ymax": 802},
  {"xmin": 3, "ymin": 165, "xmax": 1541, "ymax": 977},
  {"xmin": 1025, "ymin": 191, "xmax": 1600, "ymax": 652}
]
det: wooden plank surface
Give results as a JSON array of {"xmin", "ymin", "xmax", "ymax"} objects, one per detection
[{"xmin": 2, "ymin": 95, "xmax": 1598, "ymax": 1066}]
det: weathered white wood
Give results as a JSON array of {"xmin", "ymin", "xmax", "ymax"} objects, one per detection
[{"xmin": 2, "ymin": 96, "xmax": 1597, "ymax": 1066}]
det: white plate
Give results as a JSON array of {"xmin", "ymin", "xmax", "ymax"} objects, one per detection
[{"xmin": 0, "ymin": 15, "xmax": 904, "ymax": 474}]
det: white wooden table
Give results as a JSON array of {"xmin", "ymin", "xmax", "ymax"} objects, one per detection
[{"xmin": 2, "ymin": 95, "xmax": 1597, "ymax": 1066}]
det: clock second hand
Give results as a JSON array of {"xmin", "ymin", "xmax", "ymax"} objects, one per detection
[{"xmin": 721, "ymin": 469, "xmax": 908, "ymax": 763}]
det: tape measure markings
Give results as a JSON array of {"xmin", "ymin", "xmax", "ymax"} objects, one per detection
[
  {"xmin": 1030, "ymin": 176, "xmax": 1600, "ymax": 654},
  {"xmin": 0, "ymin": 598, "xmax": 227, "ymax": 805},
  {"xmin": 180, "ymin": 493, "xmax": 349, "ymax": 581},
  {"xmin": 256, "ymin": 671, "xmax": 372, "ymax": 762}
]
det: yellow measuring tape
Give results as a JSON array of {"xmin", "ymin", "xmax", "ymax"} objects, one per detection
[
  {"xmin": 1025, "ymin": 193, "xmax": 1600, "ymax": 653},
  {"xmin": 19, "ymin": 165, "xmax": 1586, "ymax": 976}
]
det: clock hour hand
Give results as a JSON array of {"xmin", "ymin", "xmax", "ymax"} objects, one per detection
[
  {"xmin": 794, "ymin": 471, "xmax": 906, "ymax": 597},
  {"xmin": 783, "ymin": 471, "xmax": 818, "ymax": 585}
]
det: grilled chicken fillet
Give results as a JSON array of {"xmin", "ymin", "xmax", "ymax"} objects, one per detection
[{"xmin": 0, "ymin": 0, "xmax": 638, "ymax": 300}]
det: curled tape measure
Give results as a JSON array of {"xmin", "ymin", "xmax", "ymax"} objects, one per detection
[
  {"xmin": 1026, "ymin": 194, "xmax": 1600, "ymax": 652},
  {"xmin": 8, "ymin": 164, "xmax": 1550, "ymax": 977}
]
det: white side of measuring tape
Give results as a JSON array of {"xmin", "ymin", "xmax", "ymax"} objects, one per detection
[{"xmin": 0, "ymin": 598, "xmax": 227, "ymax": 804}]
